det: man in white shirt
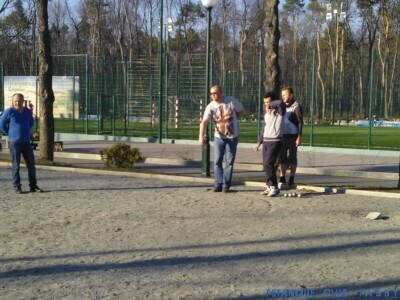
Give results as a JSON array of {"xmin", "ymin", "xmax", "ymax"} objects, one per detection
[{"xmin": 198, "ymin": 85, "xmax": 244, "ymax": 192}]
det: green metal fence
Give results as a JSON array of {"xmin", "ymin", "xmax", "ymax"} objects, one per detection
[
  {"xmin": 114, "ymin": 53, "xmax": 208, "ymax": 140},
  {"xmin": 1, "ymin": 52, "xmax": 400, "ymax": 150},
  {"xmin": 164, "ymin": 54, "xmax": 206, "ymax": 138}
]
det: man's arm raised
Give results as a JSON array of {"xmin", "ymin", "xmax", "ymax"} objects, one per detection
[{"xmin": 234, "ymin": 99, "xmax": 245, "ymax": 119}]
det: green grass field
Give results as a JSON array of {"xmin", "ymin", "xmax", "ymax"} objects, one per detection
[{"xmin": 51, "ymin": 119, "xmax": 400, "ymax": 150}]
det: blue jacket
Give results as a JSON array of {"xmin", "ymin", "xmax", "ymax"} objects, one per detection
[{"xmin": 0, "ymin": 107, "xmax": 33, "ymax": 143}]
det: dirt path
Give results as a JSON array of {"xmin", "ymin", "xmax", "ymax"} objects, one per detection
[{"xmin": 0, "ymin": 168, "xmax": 399, "ymax": 299}]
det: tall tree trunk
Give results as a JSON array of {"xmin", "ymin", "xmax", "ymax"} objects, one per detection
[
  {"xmin": 366, "ymin": 42, "xmax": 375, "ymax": 118},
  {"xmin": 339, "ymin": 27, "xmax": 345, "ymax": 120},
  {"xmin": 115, "ymin": 1, "xmax": 126, "ymax": 61},
  {"xmin": 263, "ymin": 0, "xmax": 281, "ymax": 95},
  {"xmin": 377, "ymin": 34, "xmax": 387, "ymax": 118},
  {"xmin": 122, "ymin": 0, "xmax": 134, "ymax": 61},
  {"xmin": 134, "ymin": 1, "xmax": 140, "ymax": 58},
  {"xmin": 239, "ymin": 32, "xmax": 247, "ymax": 86},
  {"xmin": 351, "ymin": 71, "xmax": 355, "ymax": 120},
  {"xmin": 291, "ymin": 15, "xmax": 297, "ymax": 90},
  {"xmin": 358, "ymin": 66, "xmax": 363, "ymax": 117},
  {"xmin": 239, "ymin": 0, "xmax": 248, "ymax": 87},
  {"xmin": 220, "ymin": 0, "xmax": 227, "ymax": 84},
  {"xmin": 36, "ymin": 0, "xmax": 54, "ymax": 161},
  {"xmin": 365, "ymin": 7, "xmax": 378, "ymax": 118},
  {"xmin": 148, "ymin": 1, "xmax": 153, "ymax": 58},
  {"xmin": 30, "ymin": 7, "xmax": 36, "ymax": 75},
  {"xmin": 327, "ymin": 25, "xmax": 335, "ymax": 122},
  {"xmin": 388, "ymin": 37, "xmax": 398, "ymax": 116}
]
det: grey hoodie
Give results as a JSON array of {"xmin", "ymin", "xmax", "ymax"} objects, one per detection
[{"xmin": 258, "ymin": 100, "xmax": 286, "ymax": 142}]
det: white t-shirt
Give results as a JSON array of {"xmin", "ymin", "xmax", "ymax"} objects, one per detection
[{"xmin": 202, "ymin": 96, "xmax": 244, "ymax": 139}]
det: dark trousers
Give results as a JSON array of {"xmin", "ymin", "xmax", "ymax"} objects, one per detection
[
  {"xmin": 280, "ymin": 134, "xmax": 298, "ymax": 165},
  {"xmin": 263, "ymin": 140, "xmax": 282, "ymax": 188},
  {"xmin": 9, "ymin": 141, "xmax": 37, "ymax": 188}
]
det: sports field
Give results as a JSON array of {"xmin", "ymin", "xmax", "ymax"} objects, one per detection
[{"xmin": 51, "ymin": 119, "xmax": 400, "ymax": 151}]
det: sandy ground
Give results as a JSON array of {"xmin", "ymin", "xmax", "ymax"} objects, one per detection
[{"xmin": 0, "ymin": 167, "xmax": 400, "ymax": 300}]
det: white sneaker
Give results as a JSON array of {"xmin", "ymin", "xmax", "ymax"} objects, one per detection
[
  {"xmin": 260, "ymin": 185, "xmax": 274, "ymax": 195},
  {"xmin": 267, "ymin": 187, "xmax": 280, "ymax": 197},
  {"xmin": 260, "ymin": 186, "xmax": 271, "ymax": 195}
]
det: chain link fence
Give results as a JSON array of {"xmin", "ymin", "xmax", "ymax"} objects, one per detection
[{"xmin": 0, "ymin": 52, "xmax": 400, "ymax": 150}]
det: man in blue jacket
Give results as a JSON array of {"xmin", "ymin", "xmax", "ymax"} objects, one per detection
[{"xmin": 0, "ymin": 93, "xmax": 43, "ymax": 193}]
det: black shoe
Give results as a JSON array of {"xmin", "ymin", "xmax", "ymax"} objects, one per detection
[
  {"xmin": 279, "ymin": 176, "xmax": 286, "ymax": 184},
  {"xmin": 15, "ymin": 186, "xmax": 22, "ymax": 194},
  {"xmin": 213, "ymin": 186, "xmax": 222, "ymax": 192},
  {"xmin": 288, "ymin": 176, "xmax": 295, "ymax": 187},
  {"xmin": 30, "ymin": 185, "xmax": 44, "ymax": 193},
  {"xmin": 223, "ymin": 186, "xmax": 230, "ymax": 193}
]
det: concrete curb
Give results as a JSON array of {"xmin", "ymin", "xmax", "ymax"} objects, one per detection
[
  {"xmin": 0, "ymin": 161, "xmax": 214, "ymax": 184},
  {"xmin": 54, "ymin": 151, "xmax": 102, "ymax": 160},
  {"xmin": 2, "ymin": 149, "xmax": 396, "ymax": 180},
  {"xmin": 143, "ymin": 157, "xmax": 200, "ymax": 166},
  {"xmin": 294, "ymin": 167, "xmax": 398, "ymax": 180},
  {"xmin": 1, "ymin": 161, "xmax": 398, "ymax": 199},
  {"xmin": 1, "ymin": 149, "xmax": 103, "ymax": 161},
  {"xmin": 344, "ymin": 189, "xmax": 400, "ymax": 199},
  {"xmin": 53, "ymin": 155, "xmax": 400, "ymax": 181},
  {"xmin": 296, "ymin": 185, "xmax": 333, "ymax": 193},
  {"xmin": 236, "ymin": 164, "xmax": 398, "ymax": 180}
]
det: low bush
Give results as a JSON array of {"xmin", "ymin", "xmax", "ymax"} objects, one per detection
[{"xmin": 100, "ymin": 143, "xmax": 142, "ymax": 169}]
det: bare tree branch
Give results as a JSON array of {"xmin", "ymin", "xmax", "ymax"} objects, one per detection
[{"xmin": 0, "ymin": 0, "xmax": 12, "ymax": 15}]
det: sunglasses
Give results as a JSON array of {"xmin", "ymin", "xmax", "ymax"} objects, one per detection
[{"xmin": 209, "ymin": 92, "xmax": 218, "ymax": 95}]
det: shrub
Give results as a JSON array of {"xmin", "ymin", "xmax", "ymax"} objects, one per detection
[{"xmin": 100, "ymin": 143, "xmax": 142, "ymax": 169}]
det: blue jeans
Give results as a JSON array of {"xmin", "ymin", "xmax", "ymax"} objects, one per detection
[
  {"xmin": 9, "ymin": 141, "xmax": 37, "ymax": 188},
  {"xmin": 214, "ymin": 137, "xmax": 238, "ymax": 188}
]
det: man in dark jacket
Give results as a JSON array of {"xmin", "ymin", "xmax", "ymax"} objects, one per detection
[{"xmin": 279, "ymin": 87, "xmax": 303, "ymax": 188}]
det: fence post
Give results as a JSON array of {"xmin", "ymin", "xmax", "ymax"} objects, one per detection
[
  {"xmin": 367, "ymin": 46, "xmax": 375, "ymax": 150},
  {"xmin": 165, "ymin": 51, "xmax": 169, "ymax": 139},
  {"xmin": 149, "ymin": 74, "xmax": 153, "ymax": 128},
  {"xmin": 199, "ymin": 98, "xmax": 203, "ymax": 122},
  {"xmin": 209, "ymin": 52, "xmax": 213, "ymax": 143},
  {"xmin": 112, "ymin": 95, "xmax": 115, "ymax": 136},
  {"xmin": 85, "ymin": 54, "xmax": 89, "ymax": 134},
  {"xmin": 175, "ymin": 96, "xmax": 179, "ymax": 129},
  {"xmin": 257, "ymin": 49, "xmax": 262, "ymax": 141},
  {"xmin": 96, "ymin": 93, "xmax": 100, "ymax": 135},
  {"xmin": 151, "ymin": 102, "xmax": 156, "ymax": 127},
  {"xmin": 72, "ymin": 57, "xmax": 76, "ymax": 133},
  {"xmin": 398, "ymin": 155, "xmax": 400, "ymax": 189},
  {"xmin": 124, "ymin": 61, "xmax": 128, "ymax": 135},
  {"xmin": 100, "ymin": 93, "xmax": 103, "ymax": 132},
  {"xmin": 310, "ymin": 49, "xmax": 316, "ymax": 147},
  {"xmin": 201, "ymin": 8, "xmax": 212, "ymax": 177},
  {"xmin": 158, "ymin": 0, "xmax": 164, "ymax": 143}
]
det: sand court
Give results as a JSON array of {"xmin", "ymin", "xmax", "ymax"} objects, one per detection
[{"xmin": 0, "ymin": 168, "xmax": 399, "ymax": 299}]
